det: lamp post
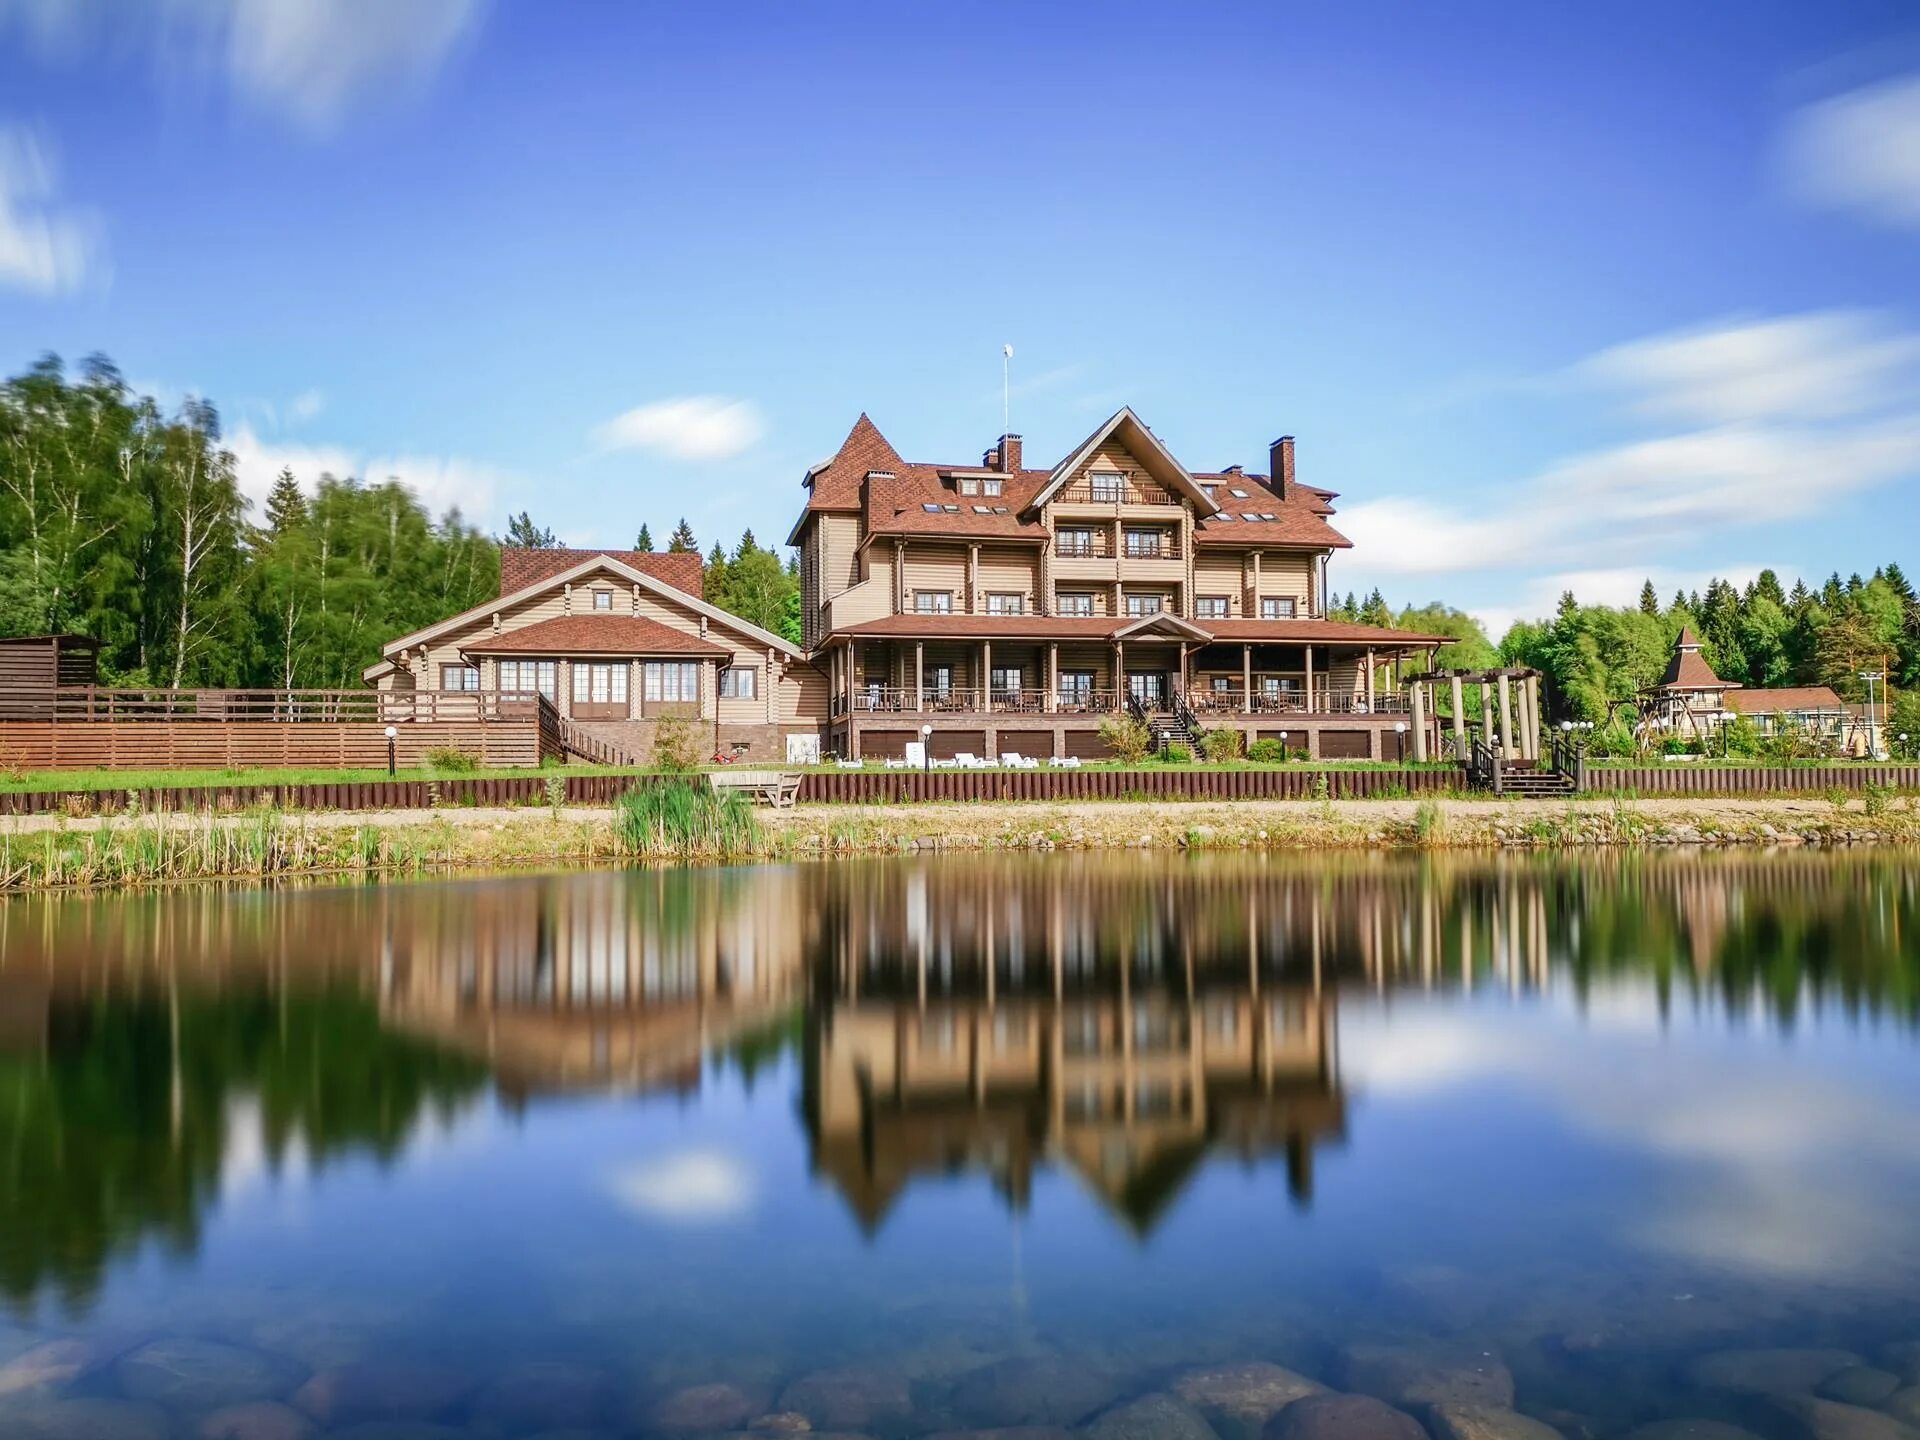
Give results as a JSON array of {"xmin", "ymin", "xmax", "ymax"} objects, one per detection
[
  {"xmin": 1393, "ymin": 720, "xmax": 1407, "ymax": 763},
  {"xmin": 1860, "ymin": 670, "xmax": 1886, "ymax": 759},
  {"xmin": 384, "ymin": 724, "xmax": 397, "ymax": 777},
  {"xmin": 1278, "ymin": 730, "xmax": 1289, "ymax": 763},
  {"xmin": 920, "ymin": 723, "xmax": 932, "ymax": 775}
]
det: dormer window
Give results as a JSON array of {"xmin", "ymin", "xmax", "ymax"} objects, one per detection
[
  {"xmin": 983, "ymin": 478, "xmax": 1003, "ymax": 497},
  {"xmin": 1090, "ymin": 472, "xmax": 1125, "ymax": 503},
  {"xmin": 959, "ymin": 478, "xmax": 980, "ymax": 496},
  {"xmin": 592, "ymin": 590, "xmax": 613, "ymax": 611}
]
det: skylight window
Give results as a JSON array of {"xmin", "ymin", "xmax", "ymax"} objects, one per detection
[
  {"xmin": 972, "ymin": 504, "xmax": 991, "ymax": 513},
  {"xmin": 1241, "ymin": 512, "xmax": 1260, "ymax": 521},
  {"xmin": 944, "ymin": 504, "xmax": 960, "ymax": 513},
  {"xmin": 922, "ymin": 503, "xmax": 942, "ymax": 513},
  {"xmin": 1231, "ymin": 488, "xmax": 1250, "ymax": 498},
  {"xmin": 1213, "ymin": 512, "xmax": 1234, "ymax": 522},
  {"xmin": 1260, "ymin": 512, "xmax": 1277, "ymax": 520},
  {"xmin": 992, "ymin": 505, "xmax": 1008, "ymax": 513}
]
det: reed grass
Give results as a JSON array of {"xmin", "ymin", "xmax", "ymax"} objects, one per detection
[{"xmin": 612, "ymin": 780, "xmax": 768, "ymax": 859}]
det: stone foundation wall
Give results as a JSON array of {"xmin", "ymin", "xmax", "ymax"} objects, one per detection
[{"xmin": 575, "ymin": 718, "xmax": 821, "ymax": 765}]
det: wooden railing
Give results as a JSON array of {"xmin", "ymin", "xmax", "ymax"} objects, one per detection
[
  {"xmin": 838, "ymin": 686, "xmax": 1123, "ymax": 717},
  {"xmin": 28, "ymin": 687, "xmax": 544, "ymax": 724},
  {"xmin": 1052, "ymin": 483, "xmax": 1181, "ymax": 506}
]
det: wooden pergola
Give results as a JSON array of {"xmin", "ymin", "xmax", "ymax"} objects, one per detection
[{"xmin": 1403, "ymin": 667, "xmax": 1543, "ymax": 763}]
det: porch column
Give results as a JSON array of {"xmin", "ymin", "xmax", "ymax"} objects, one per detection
[
  {"xmin": 1450, "ymin": 674, "xmax": 1467, "ymax": 749},
  {"xmin": 1481, "ymin": 680, "xmax": 1494, "ymax": 750},
  {"xmin": 1177, "ymin": 642, "xmax": 1188, "ymax": 703},
  {"xmin": 848, "ymin": 639, "xmax": 860, "ymax": 717},
  {"xmin": 1365, "ymin": 647, "xmax": 1376, "ymax": 712},
  {"xmin": 1497, "ymin": 673, "xmax": 1514, "ymax": 757},
  {"xmin": 1241, "ymin": 644, "xmax": 1252, "ymax": 714},
  {"xmin": 1515, "ymin": 674, "xmax": 1532, "ymax": 760},
  {"xmin": 981, "ymin": 639, "xmax": 992, "ymax": 711},
  {"xmin": 1115, "ymin": 639, "xmax": 1125, "ymax": 707},
  {"xmin": 1525, "ymin": 673, "xmax": 1542, "ymax": 759},
  {"xmin": 1410, "ymin": 680, "xmax": 1428, "ymax": 761},
  {"xmin": 915, "ymin": 642, "xmax": 924, "ymax": 713},
  {"xmin": 1047, "ymin": 642, "xmax": 1058, "ymax": 713},
  {"xmin": 1305, "ymin": 646, "xmax": 1315, "ymax": 711}
]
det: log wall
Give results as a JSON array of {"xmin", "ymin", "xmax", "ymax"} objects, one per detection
[{"xmin": 0, "ymin": 719, "xmax": 541, "ymax": 772}]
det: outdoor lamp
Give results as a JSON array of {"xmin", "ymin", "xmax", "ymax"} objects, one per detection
[
  {"xmin": 1393, "ymin": 720, "xmax": 1407, "ymax": 761},
  {"xmin": 1561, "ymin": 720, "xmax": 1573, "ymax": 732},
  {"xmin": 920, "ymin": 723, "xmax": 932, "ymax": 774},
  {"xmin": 384, "ymin": 724, "xmax": 398, "ymax": 776},
  {"xmin": 1278, "ymin": 730, "xmax": 1289, "ymax": 761}
]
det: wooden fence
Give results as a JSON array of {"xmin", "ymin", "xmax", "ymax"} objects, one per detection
[{"xmin": 0, "ymin": 763, "xmax": 1915, "ymax": 819}]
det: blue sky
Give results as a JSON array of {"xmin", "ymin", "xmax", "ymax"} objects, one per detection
[{"xmin": 2, "ymin": 0, "xmax": 1917, "ymax": 634}]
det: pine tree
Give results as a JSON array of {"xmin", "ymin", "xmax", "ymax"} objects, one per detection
[
  {"xmin": 634, "ymin": 523, "xmax": 654, "ymax": 552},
  {"xmin": 667, "ymin": 518, "xmax": 698, "ymax": 553},
  {"xmin": 1638, "ymin": 579, "xmax": 1659, "ymax": 616},
  {"xmin": 264, "ymin": 468, "xmax": 308, "ymax": 534},
  {"xmin": 703, "ymin": 541, "xmax": 731, "ymax": 607},
  {"xmin": 502, "ymin": 512, "xmax": 558, "ymax": 549}
]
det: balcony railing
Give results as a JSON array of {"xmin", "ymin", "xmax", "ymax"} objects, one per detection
[
  {"xmin": 1182, "ymin": 687, "xmax": 1413, "ymax": 717},
  {"xmin": 836, "ymin": 686, "xmax": 1123, "ymax": 717},
  {"xmin": 21, "ymin": 687, "xmax": 544, "ymax": 725},
  {"xmin": 1052, "ymin": 483, "xmax": 1181, "ymax": 506}
]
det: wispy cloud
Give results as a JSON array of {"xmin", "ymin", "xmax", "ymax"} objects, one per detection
[
  {"xmin": 593, "ymin": 396, "xmax": 765, "ymax": 461},
  {"xmin": 224, "ymin": 421, "xmax": 504, "ymax": 524},
  {"xmin": 606, "ymin": 1147, "xmax": 756, "ymax": 1223},
  {"xmin": 0, "ymin": 0, "xmax": 484, "ymax": 135},
  {"xmin": 0, "ymin": 126, "xmax": 101, "ymax": 295},
  {"xmin": 287, "ymin": 388, "xmax": 325, "ymax": 423},
  {"xmin": 1780, "ymin": 72, "xmax": 1920, "ymax": 230},
  {"xmin": 1341, "ymin": 309, "xmax": 1920, "ymax": 582}
]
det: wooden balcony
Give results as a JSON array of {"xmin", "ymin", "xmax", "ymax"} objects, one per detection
[{"xmin": 835, "ymin": 686, "xmax": 1123, "ymax": 718}]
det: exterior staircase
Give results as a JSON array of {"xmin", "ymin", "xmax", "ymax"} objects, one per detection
[
  {"xmin": 556, "ymin": 714, "xmax": 644, "ymax": 767},
  {"xmin": 1151, "ymin": 709, "xmax": 1202, "ymax": 752},
  {"xmin": 1493, "ymin": 759, "xmax": 1577, "ymax": 798}
]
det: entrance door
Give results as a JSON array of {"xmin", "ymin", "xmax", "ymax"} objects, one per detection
[
  {"xmin": 1127, "ymin": 672, "xmax": 1166, "ymax": 709},
  {"xmin": 571, "ymin": 662, "xmax": 630, "ymax": 720}
]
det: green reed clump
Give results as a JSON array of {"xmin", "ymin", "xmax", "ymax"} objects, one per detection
[
  {"xmin": 612, "ymin": 780, "xmax": 766, "ymax": 859},
  {"xmin": 1413, "ymin": 797, "xmax": 1447, "ymax": 845}
]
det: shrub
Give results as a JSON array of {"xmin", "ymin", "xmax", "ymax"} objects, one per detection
[
  {"xmin": 423, "ymin": 745, "xmax": 478, "ymax": 773},
  {"xmin": 1200, "ymin": 728, "xmax": 1244, "ymax": 762},
  {"xmin": 1162, "ymin": 742, "xmax": 1194, "ymax": 764},
  {"xmin": 1097, "ymin": 717, "xmax": 1152, "ymax": 764},
  {"xmin": 1247, "ymin": 738, "xmax": 1287, "ymax": 763},
  {"xmin": 1660, "ymin": 735, "xmax": 1701, "ymax": 756},
  {"xmin": 1720, "ymin": 716, "xmax": 1762, "ymax": 758},
  {"xmin": 1413, "ymin": 797, "xmax": 1446, "ymax": 844},
  {"xmin": 1863, "ymin": 782, "xmax": 1893, "ymax": 818},
  {"xmin": 651, "ymin": 716, "xmax": 701, "ymax": 772}
]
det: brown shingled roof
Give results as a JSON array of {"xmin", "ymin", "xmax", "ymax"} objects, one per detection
[
  {"xmin": 833, "ymin": 614, "xmax": 1446, "ymax": 647},
  {"xmin": 462, "ymin": 614, "xmax": 729, "ymax": 657},
  {"xmin": 1659, "ymin": 630, "xmax": 1732, "ymax": 690},
  {"xmin": 1725, "ymin": 686, "xmax": 1845, "ymax": 714},
  {"xmin": 500, "ymin": 548, "xmax": 702, "ymax": 599}
]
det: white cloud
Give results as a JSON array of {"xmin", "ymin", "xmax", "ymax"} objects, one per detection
[
  {"xmin": 287, "ymin": 388, "xmax": 325, "ymax": 423},
  {"xmin": 0, "ymin": 0, "xmax": 483, "ymax": 135},
  {"xmin": 1780, "ymin": 72, "xmax": 1920, "ymax": 229},
  {"xmin": 1577, "ymin": 311, "xmax": 1920, "ymax": 425},
  {"xmin": 607, "ymin": 1147, "xmax": 756, "ymax": 1223},
  {"xmin": 0, "ymin": 126, "xmax": 101, "ymax": 295},
  {"xmin": 224, "ymin": 421, "xmax": 502, "ymax": 524},
  {"xmin": 1469, "ymin": 564, "xmax": 1771, "ymax": 641},
  {"xmin": 592, "ymin": 396, "xmax": 765, "ymax": 462},
  {"xmin": 1344, "ymin": 310, "xmax": 1920, "ymax": 581}
]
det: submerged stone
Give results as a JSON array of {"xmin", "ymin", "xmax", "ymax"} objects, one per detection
[
  {"xmin": 775, "ymin": 1366, "xmax": 915, "ymax": 1433},
  {"xmin": 469, "ymin": 1360, "xmax": 616, "ymax": 1432},
  {"xmin": 1335, "ymin": 1345, "xmax": 1515, "ymax": 1412},
  {"xmin": 1769, "ymin": 1395, "xmax": 1920, "ymax": 1440},
  {"xmin": 648, "ymin": 1382, "xmax": 775, "ymax": 1433},
  {"xmin": 0, "ymin": 1335, "xmax": 145, "ymax": 1398},
  {"xmin": 1886, "ymin": 1392, "xmax": 1920, "ymax": 1428},
  {"xmin": 0, "ymin": 1395, "xmax": 174, "ymax": 1440},
  {"xmin": 1684, "ymin": 1350, "xmax": 1864, "ymax": 1398},
  {"xmin": 1817, "ymin": 1370, "xmax": 1903, "ymax": 1407},
  {"xmin": 291, "ymin": 1360, "xmax": 477, "ymax": 1426},
  {"xmin": 1264, "ymin": 1392, "xmax": 1427, "ymax": 1440},
  {"xmin": 1426, "ymin": 1404, "xmax": 1565, "ymax": 1440},
  {"xmin": 946, "ymin": 1355, "xmax": 1117, "ymax": 1427},
  {"xmin": 1883, "ymin": 1346, "xmax": 1920, "ymax": 1385},
  {"xmin": 1083, "ymin": 1392, "xmax": 1220, "ymax": 1440},
  {"xmin": 198, "ymin": 1402, "xmax": 319, "ymax": 1440},
  {"xmin": 115, "ymin": 1337, "xmax": 308, "ymax": 1412},
  {"xmin": 1171, "ymin": 1362, "xmax": 1327, "ymax": 1440},
  {"xmin": 1620, "ymin": 1423, "xmax": 1764, "ymax": 1440}
]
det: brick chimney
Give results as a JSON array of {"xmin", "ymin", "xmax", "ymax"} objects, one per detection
[
  {"xmin": 1269, "ymin": 436, "xmax": 1295, "ymax": 500},
  {"xmin": 987, "ymin": 433, "xmax": 1023, "ymax": 473}
]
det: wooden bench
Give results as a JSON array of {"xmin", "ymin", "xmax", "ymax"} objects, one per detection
[{"xmin": 707, "ymin": 769, "xmax": 803, "ymax": 808}]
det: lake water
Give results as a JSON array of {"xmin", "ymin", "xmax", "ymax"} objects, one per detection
[{"xmin": 1, "ymin": 852, "xmax": 1919, "ymax": 1440}]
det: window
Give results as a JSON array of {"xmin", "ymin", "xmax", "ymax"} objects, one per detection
[
  {"xmin": 719, "ymin": 666, "xmax": 758, "ymax": 699},
  {"xmin": 573, "ymin": 663, "xmax": 630, "ymax": 705},
  {"xmin": 497, "ymin": 660, "xmax": 557, "ymax": 700},
  {"xmin": 913, "ymin": 590, "xmax": 952, "ymax": 614},
  {"xmin": 1210, "ymin": 675, "xmax": 1233, "ymax": 694},
  {"xmin": 921, "ymin": 502, "xmax": 942, "ymax": 513},
  {"xmin": 986, "ymin": 593, "xmax": 1025, "ymax": 615},
  {"xmin": 642, "ymin": 661, "xmax": 698, "ymax": 703},
  {"xmin": 959, "ymin": 477, "xmax": 980, "ymax": 496},
  {"xmin": 1124, "ymin": 594, "xmax": 1164, "ymax": 617},
  {"xmin": 1058, "ymin": 670, "xmax": 1095, "ymax": 707},
  {"xmin": 1231, "ymin": 487, "xmax": 1251, "ymax": 498},
  {"xmin": 983, "ymin": 478, "xmax": 1003, "ymax": 497},
  {"xmin": 990, "ymin": 667, "xmax": 1023, "ymax": 698},
  {"xmin": 1057, "ymin": 528, "xmax": 1096, "ymax": 557},
  {"xmin": 1056, "ymin": 592, "xmax": 1094, "ymax": 617},
  {"xmin": 591, "ymin": 589, "xmax": 613, "ymax": 611},
  {"xmin": 1123, "ymin": 529, "xmax": 1166, "ymax": 558},
  {"xmin": 924, "ymin": 665, "xmax": 952, "ymax": 697},
  {"xmin": 1195, "ymin": 596, "xmax": 1229, "ymax": 619},
  {"xmin": 1090, "ymin": 472, "xmax": 1125, "ymax": 503},
  {"xmin": 441, "ymin": 664, "xmax": 480, "ymax": 691},
  {"xmin": 1260, "ymin": 597, "xmax": 1297, "ymax": 619}
]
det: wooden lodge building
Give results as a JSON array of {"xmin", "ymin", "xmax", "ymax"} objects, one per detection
[
  {"xmin": 791, "ymin": 407, "xmax": 1446, "ymax": 761},
  {"xmin": 1642, "ymin": 626, "xmax": 1872, "ymax": 754}
]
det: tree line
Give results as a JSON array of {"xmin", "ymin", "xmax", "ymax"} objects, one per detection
[{"xmin": 0, "ymin": 354, "xmax": 800, "ymax": 688}]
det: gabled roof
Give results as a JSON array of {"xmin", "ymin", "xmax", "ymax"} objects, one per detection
[
  {"xmin": 1725, "ymin": 686, "xmax": 1845, "ymax": 715},
  {"xmin": 501, "ymin": 547, "xmax": 701, "ymax": 599},
  {"xmin": 461, "ymin": 615, "xmax": 729, "ymax": 657},
  {"xmin": 380, "ymin": 552, "xmax": 806, "ymax": 662},
  {"xmin": 1112, "ymin": 611, "xmax": 1213, "ymax": 641},
  {"xmin": 1024, "ymin": 407, "xmax": 1220, "ymax": 516}
]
